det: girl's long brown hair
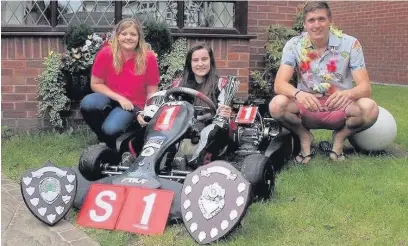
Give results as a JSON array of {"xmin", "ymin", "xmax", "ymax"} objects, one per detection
[
  {"xmin": 179, "ymin": 44, "xmax": 218, "ymax": 105},
  {"xmin": 111, "ymin": 18, "xmax": 149, "ymax": 75}
]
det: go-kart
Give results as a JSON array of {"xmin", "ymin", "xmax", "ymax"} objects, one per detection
[
  {"xmin": 20, "ymin": 86, "xmax": 296, "ymax": 244},
  {"xmin": 78, "ymin": 87, "xmax": 294, "ymax": 200}
]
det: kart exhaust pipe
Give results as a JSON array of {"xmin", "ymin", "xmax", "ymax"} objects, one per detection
[
  {"xmin": 103, "ymin": 165, "xmax": 130, "ymax": 171},
  {"xmin": 170, "ymin": 170, "xmax": 191, "ymax": 175},
  {"xmin": 102, "ymin": 171, "xmax": 123, "ymax": 175},
  {"xmin": 158, "ymin": 175, "xmax": 186, "ymax": 180}
]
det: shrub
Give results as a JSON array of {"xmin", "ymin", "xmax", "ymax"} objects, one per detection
[
  {"xmin": 249, "ymin": 24, "xmax": 298, "ymax": 101},
  {"xmin": 37, "ymin": 51, "xmax": 70, "ymax": 129},
  {"xmin": 143, "ymin": 20, "xmax": 172, "ymax": 59},
  {"xmin": 64, "ymin": 24, "xmax": 94, "ymax": 50},
  {"xmin": 159, "ymin": 38, "xmax": 188, "ymax": 90}
]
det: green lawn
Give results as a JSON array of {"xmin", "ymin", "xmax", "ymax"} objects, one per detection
[{"xmin": 2, "ymin": 84, "xmax": 408, "ymax": 246}]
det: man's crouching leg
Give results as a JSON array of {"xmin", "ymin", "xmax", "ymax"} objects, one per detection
[
  {"xmin": 331, "ymin": 98, "xmax": 379, "ymax": 160},
  {"xmin": 269, "ymin": 95, "xmax": 314, "ymax": 164}
]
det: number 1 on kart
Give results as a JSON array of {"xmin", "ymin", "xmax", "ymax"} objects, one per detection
[
  {"xmin": 154, "ymin": 106, "xmax": 180, "ymax": 131},
  {"xmin": 235, "ymin": 106, "xmax": 258, "ymax": 124}
]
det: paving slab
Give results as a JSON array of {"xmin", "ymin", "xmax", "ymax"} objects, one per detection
[{"xmin": 1, "ymin": 175, "xmax": 100, "ymax": 246}]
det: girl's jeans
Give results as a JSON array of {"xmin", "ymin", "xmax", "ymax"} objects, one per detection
[{"xmin": 80, "ymin": 93, "xmax": 140, "ymax": 145}]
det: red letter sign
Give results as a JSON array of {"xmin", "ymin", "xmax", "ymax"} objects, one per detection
[
  {"xmin": 235, "ymin": 106, "xmax": 258, "ymax": 124},
  {"xmin": 154, "ymin": 106, "xmax": 180, "ymax": 131},
  {"xmin": 77, "ymin": 184, "xmax": 174, "ymax": 235},
  {"xmin": 116, "ymin": 187, "xmax": 174, "ymax": 235},
  {"xmin": 77, "ymin": 184, "xmax": 126, "ymax": 230}
]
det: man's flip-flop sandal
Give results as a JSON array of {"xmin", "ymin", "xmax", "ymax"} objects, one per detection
[
  {"xmin": 328, "ymin": 151, "xmax": 346, "ymax": 161},
  {"xmin": 295, "ymin": 148, "xmax": 316, "ymax": 165},
  {"xmin": 319, "ymin": 141, "xmax": 346, "ymax": 161}
]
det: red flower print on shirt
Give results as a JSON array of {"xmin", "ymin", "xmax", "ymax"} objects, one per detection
[
  {"xmin": 307, "ymin": 51, "xmax": 318, "ymax": 60},
  {"xmin": 301, "ymin": 61, "xmax": 311, "ymax": 72},
  {"xmin": 327, "ymin": 58, "xmax": 337, "ymax": 73}
]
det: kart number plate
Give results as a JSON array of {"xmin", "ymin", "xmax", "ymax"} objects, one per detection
[
  {"xmin": 77, "ymin": 184, "xmax": 174, "ymax": 235},
  {"xmin": 154, "ymin": 105, "xmax": 181, "ymax": 131},
  {"xmin": 235, "ymin": 106, "xmax": 258, "ymax": 124}
]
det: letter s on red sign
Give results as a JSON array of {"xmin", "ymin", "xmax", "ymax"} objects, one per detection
[
  {"xmin": 89, "ymin": 190, "xmax": 116, "ymax": 222},
  {"xmin": 77, "ymin": 184, "xmax": 126, "ymax": 230}
]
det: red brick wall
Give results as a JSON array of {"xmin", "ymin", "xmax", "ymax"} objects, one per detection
[
  {"xmin": 1, "ymin": 36, "xmax": 250, "ymax": 129},
  {"xmin": 1, "ymin": 37, "xmax": 65, "ymax": 128},
  {"xmin": 329, "ymin": 1, "xmax": 408, "ymax": 84},
  {"xmin": 248, "ymin": 1, "xmax": 302, "ymax": 70}
]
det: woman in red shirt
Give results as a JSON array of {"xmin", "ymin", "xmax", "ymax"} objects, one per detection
[{"xmin": 80, "ymin": 18, "xmax": 159, "ymax": 145}]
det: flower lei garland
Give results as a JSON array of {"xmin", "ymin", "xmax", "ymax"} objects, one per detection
[{"xmin": 299, "ymin": 25, "xmax": 343, "ymax": 95}]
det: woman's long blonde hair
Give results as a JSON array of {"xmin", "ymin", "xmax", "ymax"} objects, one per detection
[{"xmin": 111, "ymin": 18, "xmax": 149, "ymax": 75}]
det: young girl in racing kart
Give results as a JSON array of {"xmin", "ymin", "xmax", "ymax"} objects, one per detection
[
  {"xmin": 80, "ymin": 18, "xmax": 159, "ymax": 146},
  {"xmin": 172, "ymin": 44, "xmax": 239, "ymax": 167}
]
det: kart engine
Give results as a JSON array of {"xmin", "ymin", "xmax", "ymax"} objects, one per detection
[
  {"xmin": 235, "ymin": 116, "xmax": 264, "ymax": 155},
  {"xmin": 233, "ymin": 99, "xmax": 281, "ymax": 156}
]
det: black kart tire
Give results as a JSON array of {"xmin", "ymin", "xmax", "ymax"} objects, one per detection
[
  {"xmin": 78, "ymin": 144, "xmax": 117, "ymax": 181},
  {"xmin": 241, "ymin": 154, "xmax": 275, "ymax": 200}
]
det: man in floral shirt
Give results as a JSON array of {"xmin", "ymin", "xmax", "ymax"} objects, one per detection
[{"xmin": 269, "ymin": 1, "xmax": 379, "ymax": 163}]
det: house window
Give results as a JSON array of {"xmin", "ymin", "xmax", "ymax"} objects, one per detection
[
  {"xmin": 184, "ymin": 1, "xmax": 234, "ymax": 28},
  {"xmin": 1, "ymin": 0, "xmax": 248, "ymax": 36},
  {"xmin": 122, "ymin": 0, "xmax": 178, "ymax": 26}
]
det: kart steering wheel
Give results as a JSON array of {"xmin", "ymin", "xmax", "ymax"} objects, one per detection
[{"xmin": 164, "ymin": 87, "xmax": 217, "ymax": 121}]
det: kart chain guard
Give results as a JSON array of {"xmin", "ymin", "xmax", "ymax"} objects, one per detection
[
  {"xmin": 181, "ymin": 160, "xmax": 251, "ymax": 244},
  {"xmin": 20, "ymin": 161, "xmax": 77, "ymax": 226}
]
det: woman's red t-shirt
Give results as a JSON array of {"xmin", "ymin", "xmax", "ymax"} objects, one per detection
[{"xmin": 91, "ymin": 45, "xmax": 160, "ymax": 109}]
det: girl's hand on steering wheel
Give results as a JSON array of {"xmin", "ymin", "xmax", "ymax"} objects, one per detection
[{"xmin": 218, "ymin": 105, "xmax": 232, "ymax": 118}]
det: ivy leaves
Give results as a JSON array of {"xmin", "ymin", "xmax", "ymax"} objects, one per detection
[{"xmin": 37, "ymin": 52, "xmax": 70, "ymax": 129}]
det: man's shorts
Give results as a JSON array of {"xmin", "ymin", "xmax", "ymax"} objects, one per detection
[{"xmin": 294, "ymin": 96, "xmax": 348, "ymax": 129}]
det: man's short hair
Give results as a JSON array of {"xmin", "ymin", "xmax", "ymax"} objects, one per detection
[{"xmin": 303, "ymin": 1, "xmax": 332, "ymax": 19}]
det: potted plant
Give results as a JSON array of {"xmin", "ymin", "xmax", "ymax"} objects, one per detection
[{"xmin": 61, "ymin": 24, "xmax": 104, "ymax": 101}]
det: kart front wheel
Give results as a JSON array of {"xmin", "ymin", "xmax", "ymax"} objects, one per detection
[
  {"xmin": 240, "ymin": 154, "xmax": 275, "ymax": 200},
  {"xmin": 78, "ymin": 144, "xmax": 117, "ymax": 181}
]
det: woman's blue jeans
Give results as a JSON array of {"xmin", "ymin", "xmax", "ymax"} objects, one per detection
[{"xmin": 80, "ymin": 93, "xmax": 140, "ymax": 144}]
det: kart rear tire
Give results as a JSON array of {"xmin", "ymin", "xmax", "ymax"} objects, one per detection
[
  {"xmin": 78, "ymin": 144, "xmax": 117, "ymax": 181},
  {"xmin": 241, "ymin": 154, "xmax": 275, "ymax": 200}
]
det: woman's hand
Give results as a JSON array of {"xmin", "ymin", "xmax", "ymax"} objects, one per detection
[
  {"xmin": 118, "ymin": 97, "xmax": 134, "ymax": 111},
  {"xmin": 295, "ymin": 91, "xmax": 322, "ymax": 112},
  {"xmin": 217, "ymin": 105, "xmax": 232, "ymax": 118},
  {"xmin": 136, "ymin": 112, "xmax": 148, "ymax": 127}
]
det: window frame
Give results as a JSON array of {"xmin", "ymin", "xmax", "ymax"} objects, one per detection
[{"xmin": 1, "ymin": 1, "xmax": 250, "ymax": 38}]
